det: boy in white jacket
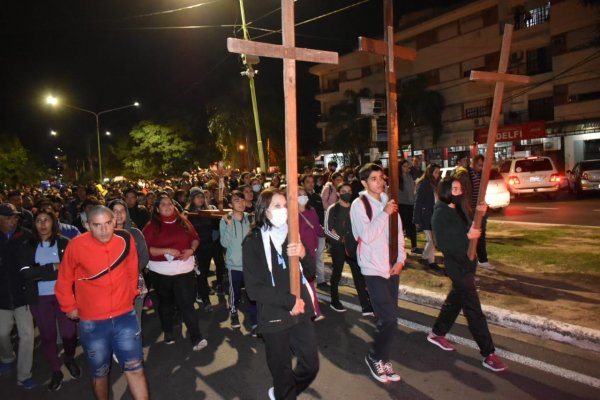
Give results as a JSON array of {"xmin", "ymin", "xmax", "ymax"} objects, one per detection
[{"xmin": 350, "ymin": 163, "xmax": 406, "ymax": 384}]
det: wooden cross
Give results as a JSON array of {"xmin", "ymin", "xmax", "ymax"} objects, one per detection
[
  {"xmin": 227, "ymin": 0, "xmax": 338, "ymax": 297},
  {"xmin": 468, "ymin": 23, "xmax": 531, "ymax": 260},
  {"xmin": 358, "ymin": 0, "xmax": 416, "ymax": 266}
]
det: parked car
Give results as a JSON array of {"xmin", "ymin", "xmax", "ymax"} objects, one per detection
[
  {"xmin": 567, "ymin": 159, "xmax": 600, "ymax": 198},
  {"xmin": 499, "ymin": 156, "xmax": 561, "ymax": 199},
  {"xmin": 439, "ymin": 166, "xmax": 510, "ymax": 210}
]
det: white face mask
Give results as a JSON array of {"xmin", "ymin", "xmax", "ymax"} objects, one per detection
[
  {"xmin": 252, "ymin": 184, "xmax": 261, "ymax": 193},
  {"xmin": 298, "ymin": 195, "xmax": 309, "ymax": 206},
  {"xmin": 269, "ymin": 207, "xmax": 288, "ymax": 227}
]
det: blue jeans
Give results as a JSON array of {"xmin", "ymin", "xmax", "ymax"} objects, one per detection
[{"xmin": 79, "ymin": 310, "xmax": 143, "ymax": 377}]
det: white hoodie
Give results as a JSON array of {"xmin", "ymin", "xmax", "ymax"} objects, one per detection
[{"xmin": 350, "ymin": 191, "xmax": 406, "ymax": 279}]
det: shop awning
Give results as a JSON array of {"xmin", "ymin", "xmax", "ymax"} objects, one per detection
[{"xmin": 475, "ymin": 121, "xmax": 546, "ymax": 143}]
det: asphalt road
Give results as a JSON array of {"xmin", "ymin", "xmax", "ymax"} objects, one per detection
[
  {"xmin": 1, "ymin": 286, "xmax": 599, "ymax": 400},
  {"xmin": 489, "ymin": 191, "xmax": 600, "ymax": 226}
]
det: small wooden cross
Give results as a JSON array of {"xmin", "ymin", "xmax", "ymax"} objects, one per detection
[
  {"xmin": 227, "ymin": 0, "xmax": 338, "ymax": 297},
  {"xmin": 468, "ymin": 23, "xmax": 531, "ymax": 260},
  {"xmin": 358, "ymin": 0, "xmax": 416, "ymax": 266}
]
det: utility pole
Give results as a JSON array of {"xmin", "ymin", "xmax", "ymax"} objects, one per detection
[{"xmin": 238, "ymin": 0, "xmax": 267, "ymax": 173}]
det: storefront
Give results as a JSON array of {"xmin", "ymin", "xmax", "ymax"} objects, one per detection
[{"xmin": 475, "ymin": 121, "xmax": 547, "ymax": 165}]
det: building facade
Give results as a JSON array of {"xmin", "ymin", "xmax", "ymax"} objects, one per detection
[{"xmin": 310, "ymin": 0, "xmax": 600, "ymax": 172}]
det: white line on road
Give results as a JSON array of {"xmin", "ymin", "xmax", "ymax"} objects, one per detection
[
  {"xmin": 525, "ymin": 206, "xmax": 559, "ymax": 210},
  {"xmin": 319, "ymin": 294, "xmax": 600, "ymax": 389}
]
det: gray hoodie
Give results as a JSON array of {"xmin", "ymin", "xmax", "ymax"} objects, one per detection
[
  {"xmin": 108, "ymin": 199, "xmax": 150, "ymax": 272},
  {"xmin": 219, "ymin": 211, "xmax": 251, "ymax": 271}
]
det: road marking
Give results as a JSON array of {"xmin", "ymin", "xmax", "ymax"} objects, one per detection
[
  {"xmin": 525, "ymin": 206, "xmax": 558, "ymax": 210},
  {"xmin": 488, "ymin": 219, "xmax": 600, "ymax": 228},
  {"xmin": 319, "ymin": 294, "xmax": 600, "ymax": 389}
]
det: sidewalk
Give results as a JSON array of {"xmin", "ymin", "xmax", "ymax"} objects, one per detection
[{"xmin": 322, "ymin": 221, "xmax": 600, "ymax": 351}]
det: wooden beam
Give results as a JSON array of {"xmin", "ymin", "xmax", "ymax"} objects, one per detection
[
  {"xmin": 470, "ymin": 70, "xmax": 531, "ymax": 85},
  {"xmin": 227, "ymin": 38, "xmax": 338, "ymax": 65},
  {"xmin": 358, "ymin": 36, "xmax": 416, "ymax": 61}
]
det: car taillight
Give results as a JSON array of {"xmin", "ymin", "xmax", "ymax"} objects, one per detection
[
  {"xmin": 582, "ymin": 172, "xmax": 589, "ymax": 180},
  {"xmin": 550, "ymin": 174, "xmax": 561, "ymax": 183},
  {"xmin": 508, "ymin": 176, "xmax": 520, "ymax": 185}
]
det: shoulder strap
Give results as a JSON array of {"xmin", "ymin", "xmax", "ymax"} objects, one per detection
[
  {"xmin": 359, "ymin": 195, "xmax": 372, "ymax": 221},
  {"xmin": 78, "ymin": 230, "xmax": 132, "ymax": 281}
]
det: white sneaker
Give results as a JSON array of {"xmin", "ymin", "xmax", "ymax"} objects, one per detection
[
  {"xmin": 478, "ymin": 261, "xmax": 495, "ymax": 270},
  {"xmin": 268, "ymin": 386, "xmax": 275, "ymax": 400},
  {"xmin": 193, "ymin": 339, "xmax": 208, "ymax": 351}
]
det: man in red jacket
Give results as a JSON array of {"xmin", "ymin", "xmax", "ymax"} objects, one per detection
[{"xmin": 55, "ymin": 205, "xmax": 148, "ymax": 400}]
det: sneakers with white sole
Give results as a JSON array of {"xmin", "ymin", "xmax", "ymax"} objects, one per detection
[
  {"xmin": 478, "ymin": 261, "xmax": 495, "ymax": 270},
  {"xmin": 365, "ymin": 354, "xmax": 388, "ymax": 383},
  {"xmin": 427, "ymin": 332, "xmax": 455, "ymax": 351},
  {"xmin": 383, "ymin": 361, "xmax": 401, "ymax": 382}
]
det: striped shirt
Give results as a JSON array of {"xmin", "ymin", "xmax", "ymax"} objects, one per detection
[{"xmin": 469, "ymin": 169, "xmax": 481, "ymax": 209}]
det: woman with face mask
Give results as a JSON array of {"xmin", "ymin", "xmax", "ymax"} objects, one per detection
[
  {"xmin": 242, "ymin": 188, "xmax": 319, "ymax": 400},
  {"xmin": 427, "ymin": 179, "xmax": 507, "ymax": 373},
  {"xmin": 298, "ymin": 187, "xmax": 325, "ymax": 322},
  {"xmin": 142, "ymin": 196, "xmax": 206, "ymax": 352}
]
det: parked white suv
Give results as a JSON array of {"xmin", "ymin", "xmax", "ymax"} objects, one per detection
[{"xmin": 499, "ymin": 156, "xmax": 561, "ymax": 198}]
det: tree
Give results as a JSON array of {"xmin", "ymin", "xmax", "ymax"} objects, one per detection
[
  {"xmin": 327, "ymin": 89, "xmax": 373, "ymax": 165},
  {"xmin": 0, "ymin": 134, "xmax": 29, "ymax": 186},
  {"xmin": 397, "ymin": 76, "xmax": 446, "ymax": 145},
  {"xmin": 120, "ymin": 121, "xmax": 199, "ymax": 178},
  {"xmin": 207, "ymin": 81, "xmax": 285, "ymax": 172}
]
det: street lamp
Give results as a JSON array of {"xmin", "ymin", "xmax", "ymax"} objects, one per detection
[
  {"xmin": 50, "ymin": 130, "xmax": 57, "ymax": 136},
  {"xmin": 105, "ymin": 131, "xmax": 111, "ymax": 136},
  {"xmin": 46, "ymin": 95, "xmax": 140, "ymax": 182}
]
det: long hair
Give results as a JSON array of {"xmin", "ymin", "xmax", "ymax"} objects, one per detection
[
  {"xmin": 185, "ymin": 190, "xmax": 209, "ymax": 211},
  {"xmin": 416, "ymin": 163, "xmax": 440, "ymax": 187},
  {"xmin": 31, "ymin": 207, "xmax": 61, "ymax": 246},
  {"xmin": 150, "ymin": 195, "xmax": 195, "ymax": 234},
  {"xmin": 437, "ymin": 178, "xmax": 472, "ymax": 225},
  {"xmin": 399, "ymin": 159, "xmax": 410, "ymax": 192},
  {"xmin": 254, "ymin": 188, "xmax": 284, "ymax": 229}
]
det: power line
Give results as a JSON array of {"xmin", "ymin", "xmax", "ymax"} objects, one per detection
[
  {"xmin": 119, "ymin": 0, "xmax": 224, "ymax": 20},
  {"xmin": 252, "ymin": 0, "xmax": 371, "ymax": 40}
]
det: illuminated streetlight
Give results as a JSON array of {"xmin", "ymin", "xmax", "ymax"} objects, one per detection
[
  {"xmin": 50, "ymin": 130, "xmax": 57, "ymax": 136},
  {"xmin": 238, "ymin": 144, "xmax": 245, "ymax": 151},
  {"xmin": 45, "ymin": 93, "xmax": 140, "ymax": 182}
]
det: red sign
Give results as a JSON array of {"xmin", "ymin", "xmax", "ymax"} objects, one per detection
[{"xmin": 475, "ymin": 121, "xmax": 546, "ymax": 143}]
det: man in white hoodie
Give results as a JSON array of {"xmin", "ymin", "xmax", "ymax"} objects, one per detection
[{"xmin": 350, "ymin": 163, "xmax": 406, "ymax": 384}]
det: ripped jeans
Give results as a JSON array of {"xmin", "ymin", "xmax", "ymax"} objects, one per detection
[{"xmin": 79, "ymin": 309, "xmax": 143, "ymax": 377}]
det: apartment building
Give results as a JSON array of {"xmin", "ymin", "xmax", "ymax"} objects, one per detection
[{"xmin": 309, "ymin": 0, "xmax": 600, "ymax": 172}]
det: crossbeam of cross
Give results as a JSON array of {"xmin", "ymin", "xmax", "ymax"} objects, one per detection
[{"xmin": 227, "ymin": 0, "xmax": 338, "ymax": 297}]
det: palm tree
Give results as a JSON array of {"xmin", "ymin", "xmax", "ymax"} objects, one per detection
[
  {"xmin": 327, "ymin": 89, "xmax": 373, "ymax": 165},
  {"xmin": 397, "ymin": 76, "xmax": 445, "ymax": 146}
]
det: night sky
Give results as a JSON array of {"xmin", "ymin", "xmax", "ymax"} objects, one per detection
[{"xmin": 1, "ymin": 0, "xmax": 460, "ymax": 165}]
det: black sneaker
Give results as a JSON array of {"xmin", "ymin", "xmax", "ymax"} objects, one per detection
[
  {"xmin": 164, "ymin": 333, "xmax": 175, "ymax": 345},
  {"xmin": 428, "ymin": 262, "xmax": 444, "ymax": 272},
  {"xmin": 48, "ymin": 371, "xmax": 63, "ymax": 391},
  {"xmin": 361, "ymin": 306, "xmax": 375, "ymax": 317},
  {"xmin": 230, "ymin": 313, "xmax": 241, "ymax": 329},
  {"xmin": 330, "ymin": 302, "xmax": 347, "ymax": 313},
  {"xmin": 411, "ymin": 247, "xmax": 423, "ymax": 255},
  {"xmin": 316, "ymin": 282, "xmax": 330, "ymax": 290},
  {"xmin": 365, "ymin": 354, "xmax": 388, "ymax": 383},
  {"xmin": 65, "ymin": 360, "xmax": 81, "ymax": 379},
  {"xmin": 202, "ymin": 302, "xmax": 213, "ymax": 313},
  {"xmin": 214, "ymin": 284, "xmax": 225, "ymax": 296},
  {"xmin": 250, "ymin": 325, "xmax": 260, "ymax": 338}
]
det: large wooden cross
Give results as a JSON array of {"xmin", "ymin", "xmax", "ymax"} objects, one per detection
[
  {"xmin": 358, "ymin": 0, "xmax": 416, "ymax": 266},
  {"xmin": 227, "ymin": 0, "xmax": 338, "ymax": 297},
  {"xmin": 468, "ymin": 23, "xmax": 531, "ymax": 260}
]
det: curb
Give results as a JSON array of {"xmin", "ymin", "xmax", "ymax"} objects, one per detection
[{"xmin": 327, "ymin": 270, "xmax": 600, "ymax": 352}]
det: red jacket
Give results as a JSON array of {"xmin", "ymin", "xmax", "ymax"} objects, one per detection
[{"xmin": 55, "ymin": 230, "xmax": 139, "ymax": 320}]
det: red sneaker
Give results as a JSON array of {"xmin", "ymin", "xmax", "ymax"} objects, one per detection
[
  {"xmin": 483, "ymin": 353, "xmax": 508, "ymax": 372},
  {"xmin": 427, "ymin": 332, "xmax": 455, "ymax": 351}
]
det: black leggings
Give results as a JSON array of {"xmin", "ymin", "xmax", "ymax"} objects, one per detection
[
  {"xmin": 151, "ymin": 270, "xmax": 203, "ymax": 342},
  {"xmin": 399, "ymin": 204, "xmax": 417, "ymax": 248}
]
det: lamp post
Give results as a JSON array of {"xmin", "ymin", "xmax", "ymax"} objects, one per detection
[{"xmin": 45, "ymin": 95, "xmax": 139, "ymax": 182}]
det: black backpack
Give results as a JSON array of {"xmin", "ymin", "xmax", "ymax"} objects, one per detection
[{"xmin": 344, "ymin": 195, "xmax": 372, "ymax": 260}]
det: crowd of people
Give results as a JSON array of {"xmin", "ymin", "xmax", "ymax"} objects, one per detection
[{"xmin": 0, "ymin": 156, "xmax": 507, "ymax": 400}]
